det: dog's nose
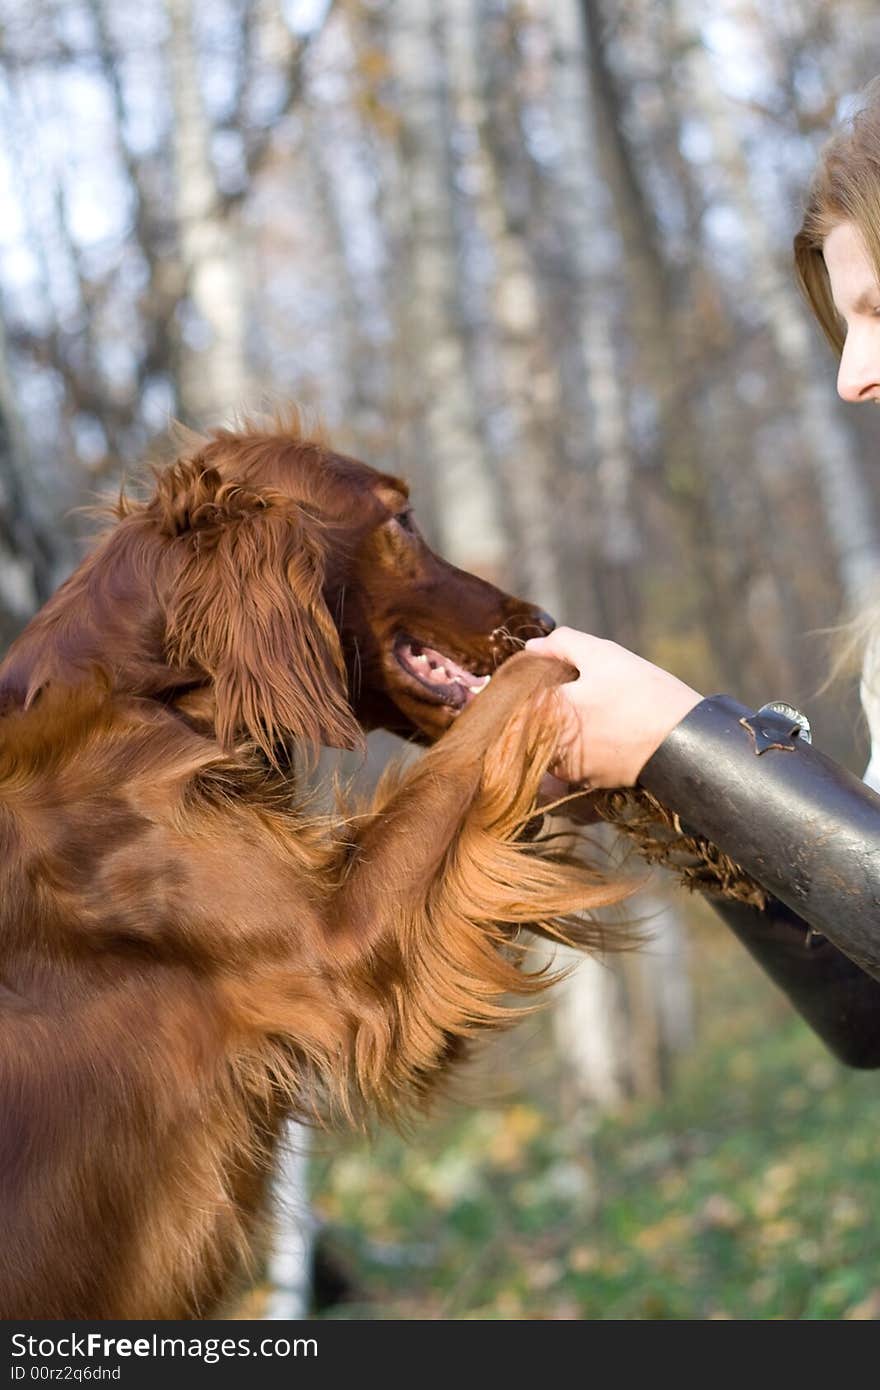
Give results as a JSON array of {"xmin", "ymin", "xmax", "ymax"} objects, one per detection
[{"xmin": 531, "ymin": 609, "xmax": 556, "ymax": 636}]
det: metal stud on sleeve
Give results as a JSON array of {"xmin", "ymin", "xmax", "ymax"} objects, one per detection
[{"xmin": 757, "ymin": 701, "xmax": 812, "ymax": 745}]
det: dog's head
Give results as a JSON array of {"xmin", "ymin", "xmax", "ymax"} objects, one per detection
[
  {"xmin": 313, "ymin": 454, "xmax": 555, "ymax": 745},
  {"xmin": 156, "ymin": 425, "xmax": 556, "ymax": 750},
  {"xmin": 0, "ymin": 422, "xmax": 554, "ymax": 756}
]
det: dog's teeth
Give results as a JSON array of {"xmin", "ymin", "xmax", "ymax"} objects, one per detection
[{"xmin": 413, "ymin": 653, "xmax": 428, "ymax": 665}]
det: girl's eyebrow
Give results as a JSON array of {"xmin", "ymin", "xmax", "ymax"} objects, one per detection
[
  {"xmin": 850, "ymin": 287, "xmax": 880, "ymax": 313},
  {"xmin": 831, "ymin": 287, "xmax": 880, "ymax": 324}
]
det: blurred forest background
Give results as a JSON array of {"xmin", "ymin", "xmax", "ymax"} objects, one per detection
[{"xmin": 3, "ymin": 0, "xmax": 880, "ymax": 1320}]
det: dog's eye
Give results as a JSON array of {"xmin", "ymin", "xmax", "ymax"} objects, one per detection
[{"xmin": 395, "ymin": 509, "xmax": 416, "ymax": 534}]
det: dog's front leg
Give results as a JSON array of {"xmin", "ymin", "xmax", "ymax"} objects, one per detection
[{"xmin": 327, "ymin": 651, "xmax": 574, "ymax": 948}]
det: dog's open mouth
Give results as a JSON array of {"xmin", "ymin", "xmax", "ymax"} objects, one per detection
[{"xmin": 393, "ymin": 636, "xmax": 492, "ymax": 710}]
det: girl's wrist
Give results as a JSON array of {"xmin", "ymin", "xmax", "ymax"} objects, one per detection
[{"xmin": 638, "ymin": 685, "xmax": 704, "ymax": 780}]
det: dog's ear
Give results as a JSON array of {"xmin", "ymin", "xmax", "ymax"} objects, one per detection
[{"xmin": 153, "ymin": 456, "xmax": 360, "ymax": 760}]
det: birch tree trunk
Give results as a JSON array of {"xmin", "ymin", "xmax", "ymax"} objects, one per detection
[
  {"xmin": 544, "ymin": 0, "xmax": 694, "ymax": 1103},
  {"xmin": 578, "ymin": 0, "xmax": 739, "ymax": 686},
  {"xmin": 301, "ymin": 101, "xmax": 370, "ymax": 434},
  {"xmin": 545, "ymin": 0, "xmax": 638, "ymax": 634},
  {"xmin": 451, "ymin": 0, "xmax": 564, "ymax": 613},
  {"xmin": 0, "ymin": 312, "xmax": 44, "ymax": 641},
  {"xmin": 166, "ymin": 0, "xmax": 307, "ymax": 1318},
  {"xmin": 86, "ymin": 0, "xmax": 185, "ymax": 436},
  {"xmin": 167, "ymin": 0, "xmax": 248, "ymax": 426},
  {"xmin": 387, "ymin": 0, "xmax": 508, "ymax": 579},
  {"xmin": 263, "ymin": 1138, "xmax": 313, "ymax": 1320}
]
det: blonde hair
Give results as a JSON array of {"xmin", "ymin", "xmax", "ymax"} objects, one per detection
[
  {"xmin": 794, "ymin": 77, "xmax": 880, "ymax": 352},
  {"xmin": 794, "ymin": 80, "xmax": 880, "ymax": 684}
]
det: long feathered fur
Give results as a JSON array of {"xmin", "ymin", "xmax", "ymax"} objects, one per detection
[{"xmin": 0, "ymin": 420, "xmax": 638, "ymax": 1319}]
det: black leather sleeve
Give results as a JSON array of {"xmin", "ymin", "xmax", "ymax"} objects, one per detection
[
  {"xmin": 708, "ymin": 894, "xmax": 880, "ymax": 1067},
  {"xmin": 638, "ymin": 694, "xmax": 880, "ymax": 1065}
]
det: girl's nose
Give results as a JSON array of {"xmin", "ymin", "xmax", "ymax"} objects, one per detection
[{"xmin": 837, "ymin": 335, "xmax": 880, "ymax": 402}]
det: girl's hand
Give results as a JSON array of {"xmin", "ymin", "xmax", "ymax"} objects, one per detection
[{"xmin": 525, "ymin": 628, "xmax": 703, "ymax": 788}]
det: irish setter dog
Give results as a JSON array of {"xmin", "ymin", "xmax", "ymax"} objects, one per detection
[{"xmin": 0, "ymin": 419, "xmax": 628, "ymax": 1320}]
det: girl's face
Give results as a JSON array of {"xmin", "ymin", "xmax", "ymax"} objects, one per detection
[{"xmin": 824, "ymin": 220, "xmax": 880, "ymax": 403}]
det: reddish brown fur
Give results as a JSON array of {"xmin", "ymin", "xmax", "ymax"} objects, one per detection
[{"xmin": 0, "ymin": 419, "xmax": 633, "ymax": 1319}]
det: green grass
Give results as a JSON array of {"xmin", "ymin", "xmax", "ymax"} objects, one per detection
[{"xmin": 309, "ymin": 912, "xmax": 880, "ymax": 1320}]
